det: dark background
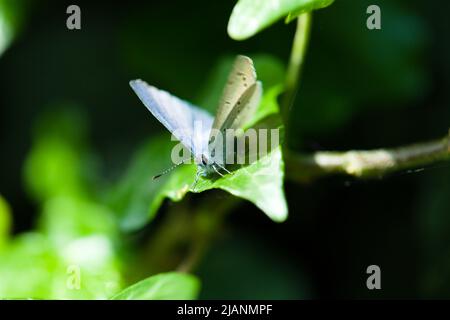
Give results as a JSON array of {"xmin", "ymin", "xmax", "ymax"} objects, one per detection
[{"xmin": 0, "ymin": 0, "xmax": 449, "ymax": 298}]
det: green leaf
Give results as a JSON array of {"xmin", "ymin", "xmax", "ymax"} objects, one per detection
[
  {"xmin": 0, "ymin": 195, "xmax": 11, "ymax": 250},
  {"xmin": 117, "ymin": 113, "xmax": 287, "ymax": 231},
  {"xmin": 151, "ymin": 115, "xmax": 288, "ymax": 224},
  {"xmin": 39, "ymin": 197, "xmax": 118, "ymax": 249},
  {"xmin": 228, "ymin": 0, "xmax": 334, "ymax": 40},
  {"xmin": 110, "ymin": 135, "xmax": 183, "ymax": 230},
  {"xmin": 0, "ymin": 0, "xmax": 26, "ymax": 55},
  {"xmin": 194, "ymin": 146, "xmax": 287, "ymax": 222},
  {"xmin": 2, "ymin": 108, "xmax": 124, "ymax": 299},
  {"xmin": 110, "ymin": 272, "xmax": 200, "ymax": 300}
]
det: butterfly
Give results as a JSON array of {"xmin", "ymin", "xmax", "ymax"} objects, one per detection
[{"xmin": 129, "ymin": 55, "xmax": 262, "ymax": 188}]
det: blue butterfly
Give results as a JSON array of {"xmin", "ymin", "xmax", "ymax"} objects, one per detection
[{"xmin": 130, "ymin": 55, "xmax": 262, "ymax": 188}]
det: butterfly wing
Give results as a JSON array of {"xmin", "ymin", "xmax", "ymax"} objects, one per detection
[
  {"xmin": 130, "ymin": 79, "xmax": 213, "ymax": 158},
  {"xmin": 216, "ymin": 81, "xmax": 262, "ymax": 132},
  {"xmin": 207, "ymin": 56, "xmax": 262, "ymax": 165},
  {"xmin": 210, "ymin": 55, "xmax": 257, "ymax": 133}
]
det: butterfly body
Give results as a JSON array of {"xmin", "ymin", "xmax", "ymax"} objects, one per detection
[{"xmin": 197, "ymin": 154, "xmax": 217, "ymax": 176}]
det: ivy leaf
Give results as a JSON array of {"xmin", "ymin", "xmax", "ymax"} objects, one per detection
[
  {"xmin": 109, "ymin": 136, "xmax": 181, "ymax": 230},
  {"xmin": 110, "ymin": 272, "xmax": 200, "ymax": 300},
  {"xmin": 153, "ymin": 124, "xmax": 287, "ymax": 222},
  {"xmin": 194, "ymin": 146, "xmax": 287, "ymax": 222},
  {"xmin": 0, "ymin": 0, "xmax": 29, "ymax": 56},
  {"xmin": 228, "ymin": 0, "xmax": 334, "ymax": 40},
  {"xmin": 152, "ymin": 109, "xmax": 287, "ymax": 225},
  {"xmin": 0, "ymin": 195, "xmax": 11, "ymax": 250}
]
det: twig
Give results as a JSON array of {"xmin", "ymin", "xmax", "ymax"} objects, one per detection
[
  {"xmin": 285, "ymin": 131, "xmax": 450, "ymax": 183},
  {"xmin": 176, "ymin": 196, "xmax": 240, "ymax": 273}
]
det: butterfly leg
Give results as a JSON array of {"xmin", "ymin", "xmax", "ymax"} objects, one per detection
[
  {"xmin": 191, "ymin": 171, "xmax": 201, "ymax": 191},
  {"xmin": 215, "ymin": 163, "xmax": 232, "ymax": 175},
  {"xmin": 212, "ymin": 165, "xmax": 225, "ymax": 177}
]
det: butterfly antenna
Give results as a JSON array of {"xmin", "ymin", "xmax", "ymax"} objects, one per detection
[{"xmin": 153, "ymin": 161, "xmax": 185, "ymax": 180}]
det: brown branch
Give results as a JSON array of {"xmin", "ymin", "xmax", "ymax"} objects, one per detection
[{"xmin": 286, "ymin": 130, "xmax": 450, "ymax": 183}]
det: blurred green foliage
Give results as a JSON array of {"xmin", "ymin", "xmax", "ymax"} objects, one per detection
[
  {"xmin": 0, "ymin": 195, "xmax": 11, "ymax": 249},
  {"xmin": 0, "ymin": 108, "xmax": 123, "ymax": 299},
  {"xmin": 0, "ymin": 2, "xmax": 294, "ymax": 297},
  {"xmin": 0, "ymin": 107, "xmax": 201, "ymax": 299},
  {"xmin": 0, "ymin": 0, "xmax": 29, "ymax": 55}
]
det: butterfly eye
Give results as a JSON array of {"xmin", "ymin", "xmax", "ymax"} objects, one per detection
[{"xmin": 201, "ymin": 154, "xmax": 208, "ymax": 165}]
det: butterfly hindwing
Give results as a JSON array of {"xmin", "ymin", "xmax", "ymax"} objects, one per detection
[
  {"xmin": 217, "ymin": 81, "xmax": 262, "ymax": 132},
  {"xmin": 210, "ymin": 55, "xmax": 257, "ymax": 133},
  {"xmin": 208, "ymin": 56, "xmax": 262, "ymax": 165}
]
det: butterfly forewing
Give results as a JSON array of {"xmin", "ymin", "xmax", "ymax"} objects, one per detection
[{"xmin": 130, "ymin": 79, "xmax": 213, "ymax": 158}]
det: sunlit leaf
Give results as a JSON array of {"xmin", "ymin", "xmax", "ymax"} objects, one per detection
[
  {"xmin": 120, "ymin": 113, "xmax": 287, "ymax": 229},
  {"xmin": 0, "ymin": 195, "xmax": 11, "ymax": 250},
  {"xmin": 0, "ymin": 234, "xmax": 57, "ymax": 299},
  {"xmin": 150, "ymin": 132, "xmax": 287, "ymax": 224},
  {"xmin": 0, "ymin": 0, "xmax": 29, "ymax": 56},
  {"xmin": 0, "ymin": 233, "xmax": 122, "ymax": 299},
  {"xmin": 228, "ymin": 0, "xmax": 334, "ymax": 40},
  {"xmin": 5, "ymin": 108, "xmax": 124, "ymax": 299},
  {"xmin": 194, "ymin": 145, "xmax": 287, "ymax": 222},
  {"xmin": 111, "ymin": 272, "xmax": 200, "ymax": 300},
  {"xmin": 39, "ymin": 197, "xmax": 118, "ymax": 248}
]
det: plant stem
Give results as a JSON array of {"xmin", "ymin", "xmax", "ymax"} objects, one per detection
[
  {"xmin": 136, "ymin": 193, "xmax": 240, "ymax": 278},
  {"xmin": 281, "ymin": 13, "xmax": 312, "ymax": 145},
  {"xmin": 174, "ymin": 13, "xmax": 313, "ymax": 274},
  {"xmin": 177, "ymin": 196, "xmax": 240, "ymax": 273},
  {"xmin": 285, "ymin": 130, "xmax": 450, "ymax": 183}
]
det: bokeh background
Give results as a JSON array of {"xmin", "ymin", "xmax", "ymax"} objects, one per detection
[{"xmin": 0, "ymin": 0, "xmax": 449, "ymax": 298}]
